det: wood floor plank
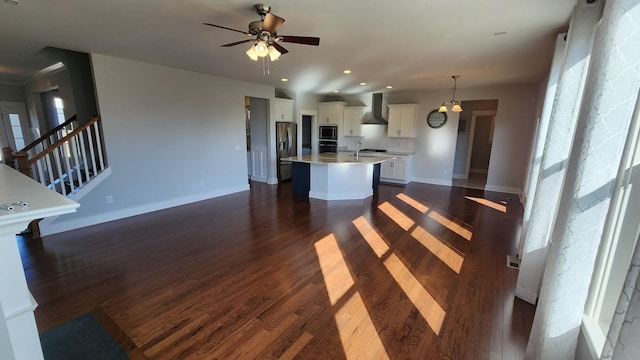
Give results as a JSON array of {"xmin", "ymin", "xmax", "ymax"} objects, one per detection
[{"xmin": 18, "ymin": 181, "xmax": 535, "ymax": 359}]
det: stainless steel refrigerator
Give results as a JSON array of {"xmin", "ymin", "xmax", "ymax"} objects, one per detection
[{"xmin": 276, "ymin": 122, "xmax": 297, "ymax": 182}]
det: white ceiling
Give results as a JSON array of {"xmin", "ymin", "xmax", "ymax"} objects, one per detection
[{"xmin": 0, "ymin": 0, "xmax": 577, "ymax": 94}]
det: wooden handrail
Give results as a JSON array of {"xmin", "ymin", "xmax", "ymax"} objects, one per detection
[
  {"xmin": 27, "ymin": 115, "xmax": 101, "ymax": 165},
  {"xmin": 20, "ymin": 115, "xmax": 78, "ymax": 153}
]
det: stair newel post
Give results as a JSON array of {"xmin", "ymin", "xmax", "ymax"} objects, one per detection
[
  {"xmin": 1, "ymin": 147, "xmax": 15, "ymax": 168},
  {"xmin": 14, "ymin": 151, "xmax": 32, "ymax": 177}
]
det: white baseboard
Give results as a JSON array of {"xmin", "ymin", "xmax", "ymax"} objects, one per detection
[
  {"xmin": 380, "ymin": 177, "xmax": 409, "ymax": 185},
  {"xmin": 250, "ymin": 175, "xmax": 268, "ymax": 183},
  {"xmin": 39, "ymin": 184, "xmax": 250, "ymax": 236},
  {"xmin": 452, "ymin": 174, "xmax": 466, "ymax": 179},
  {"xmin": 309, "ymin": 190, "xmax": 372, "ymax": 200},
  {"xmin": 515, "ymin": 286, "xmax": 538, "ymax": 305},
  {"xmin": 67, "ymin": 167, "xmax": 112, "ymax": 202},
  {"xmin": 411, "ymin": 177, "xmax": 453, "ymax": 187},
  {"xmin": 267, "ymin": 177, "xmax": 279, "ymax": 185},
  {"xmin": 484, "ymin": 184, "xmax": 521, "ymax": 195}
]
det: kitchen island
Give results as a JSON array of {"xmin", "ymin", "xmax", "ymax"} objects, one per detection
[{"xmin": 282, "ymin": 153, "xmax": 391, "ymax": 200}]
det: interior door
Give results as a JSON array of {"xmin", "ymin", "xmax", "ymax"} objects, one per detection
[{"xmin": 0, "ymin": 102, "xmax": 30, "ymax": 158}]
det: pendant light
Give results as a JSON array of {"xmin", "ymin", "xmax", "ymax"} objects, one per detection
[{"xmin": 439, "ymin": 75, "xmax": 463, "ymax": 113}]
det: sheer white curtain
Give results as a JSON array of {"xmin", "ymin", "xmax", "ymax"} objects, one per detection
[
  {"xmin": 601, "ymin": 233, "xmax": 640, "ymax": 359},
  {"xmin": 526, "ymin": 0, "xmax": 640, "ymax": 359},
  {"xmin": 515, "ymin": 0, "xmax": 602, "ymax": 305}
]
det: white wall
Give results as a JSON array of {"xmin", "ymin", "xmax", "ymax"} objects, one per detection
[
  {"xmin": 389, "ymin": 84, "xmax": 538, "ymax": 193},
  {"xmin": 40, "ymin": 54, "xmax": 276, "ymax": 235}
]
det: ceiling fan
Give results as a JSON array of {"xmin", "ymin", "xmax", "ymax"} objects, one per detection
[{"xmin": 203, "ymin": 4, "xmax": 320, "ymax": 61}]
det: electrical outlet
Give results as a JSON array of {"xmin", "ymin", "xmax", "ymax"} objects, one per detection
[{"xmin": 106, "ymin": 195, "xmax": 114, "ymax": 204}]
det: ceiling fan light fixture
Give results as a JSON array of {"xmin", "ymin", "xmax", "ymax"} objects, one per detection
[
  {"xmin": 451, "ymin": 102, "xmax": 463, "ymax": 112},
  {"xmin": 246, "ymin": 46, "xmax": 259, "ymax": 61},
  {"xmin": 438, "ymin": 103, "xmax": 448, "ymax": 112},
  {"xmin": 268, "ymin": 45, "xmax": 281, "ymax": 61},
  {"xmin": 255, "ymin": 40, "xmax": 269, "ymax": 57}
]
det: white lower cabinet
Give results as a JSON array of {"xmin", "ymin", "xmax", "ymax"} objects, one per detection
[{"xmin": 380, "ymin": 155, "xmax": 412, "ymax": 184}]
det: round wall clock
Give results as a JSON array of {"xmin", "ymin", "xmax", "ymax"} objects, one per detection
[{"xmin": 427, "ymin": 109, "xmax": 447, "ymax": 128}]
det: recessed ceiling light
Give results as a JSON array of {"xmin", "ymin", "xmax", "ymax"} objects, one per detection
[
  {"xmin": 333, "ymin": 90, "xmax": 340, "ymax": 93},
  {"xmin": 280, "ymin": 78, "xmax": 288, "ymax": 82},
  {"xmin": 386, "ymin": 85, "xmax": 393, "ymax": 89},
  {"xmin": 359, "ymin": 82, "xmax": 367, "ymax": 86},
  {"xmin": 343, "ymin": 70, "xmax": 351, "ymax": 74}
]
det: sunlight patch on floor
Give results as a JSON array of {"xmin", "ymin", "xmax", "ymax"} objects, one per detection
[
  {"xmin": 428, "ymin": 211, "xmax": 473, "ymax": 241},
  {"xmin": 396, "ymin": 193, "xmax": 429, "ymax": 213},
  {"xmin": 465, "ymin": 196, "xmax": 507, "ymax": 213},
  {"xmin": 383, "ymin": 253, "xmax": 446, "ymax": 335},
  {"xmin": 335, "ymin": 292, "xmax": 390, "ymax": 359},
  {"xmin": 314, "ymin": 233, "xmax": 390, "ymax": 359},
  {"xmin": 378, "ymin": 201, "xmax": 415, "ymax": 231},
  {"xmin": 352, "ymin": 216, "xmax": 390, "ymax": 257},
  {"xmin": 352, "ymin": 216, "xmax": 446, "ymax": 336},
  {"xmin": 314, "ymin": 234, "xmax": 354, "ymax": 305},
  {"xmin": 411, "ymin": 226, "xmax": 464, "ymax": 274}
]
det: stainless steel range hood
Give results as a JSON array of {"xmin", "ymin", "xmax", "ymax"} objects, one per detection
[{"xmin": 361, "ymin": 93, "xmax": 387, "ymax": 124}]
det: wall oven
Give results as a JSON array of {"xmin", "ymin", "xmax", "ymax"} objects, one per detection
[
  {"xmin": 319, "ymin": 125, "xmax": 338, "ymax": 141},
  {"xmin": 318, "ymin": 140, "xmax": 337, "ymax": 153}
]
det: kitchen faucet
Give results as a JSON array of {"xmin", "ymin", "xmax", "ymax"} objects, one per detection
[{"xmin": 355, "ymin": 140, "xmax": 362, "ymax": 160}]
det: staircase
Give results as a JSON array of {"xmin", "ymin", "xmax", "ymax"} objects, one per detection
[
  {"xmin": 2, "ymin": 115, "xmax": 110, "ymax": 236},
  {"xmin": 3, "ymin": 115, "xmax": 108, "ymax": 197}
]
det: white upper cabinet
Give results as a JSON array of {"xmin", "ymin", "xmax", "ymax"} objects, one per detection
[
  {"xmin": 387, "ymin": 104, "xmax": 416, "ymax": 138},
  {"xmin": 318, "ymin": 101, "xmax": 346, "ymax": 124},
  {"xmin": 274, "ymin": 98, "xmax": 294, "ymax": 122},
  {"xmin": 343, "ymin": 106, "xmax": 365, "ymax": 137}
]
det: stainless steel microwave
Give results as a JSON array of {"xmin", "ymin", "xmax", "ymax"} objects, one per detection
[{"xmin": 319, "ymin": 125, "xmax": 338, "ymax": 140}]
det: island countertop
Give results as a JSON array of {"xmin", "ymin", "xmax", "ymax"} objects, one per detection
[{"xmin": 282, "ymin": 153, "xmax": 392, "ymax": 164}]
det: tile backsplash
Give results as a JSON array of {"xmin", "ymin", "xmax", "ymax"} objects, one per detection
[{"xmin": 340, "ymin": 124, "xmax": 415, "ymax": 153}]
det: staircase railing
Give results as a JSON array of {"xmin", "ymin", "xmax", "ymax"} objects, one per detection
[
  {"xmin": 22, "ymin": 115, "xmax": 78, "ymax": 155},
  {"xmin": 12, "ymin": 115, "xmax": 107, "ymax": 197}
]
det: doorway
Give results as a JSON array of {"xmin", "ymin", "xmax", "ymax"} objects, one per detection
[
  {"xmin": 302, "ymin": 115, "xmax": 312, "ymax": 155},
  {"xmin": 452, "ymin": 100, "xmax": 498, "ymax": 190},
  {"xmin": 246, "ymin": 97, "xmax": 269, "ymax": 183},
  {"xmin": 298, "ymin": 110, "xmax": 317, "ymax": 156}
]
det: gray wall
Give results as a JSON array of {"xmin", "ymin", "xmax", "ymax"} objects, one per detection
[
  {"xmin": 41, "ymin": 54, "xmax": 276, "ymax": 234},
  {"xmin": 389, "ymin": 84, "xmax": 538, "ymax": 195}
]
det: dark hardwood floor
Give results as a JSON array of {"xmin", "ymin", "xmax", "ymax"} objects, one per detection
[{"xmin": 18, "ymin": 181, "xmax": 535, "ymax": 359}]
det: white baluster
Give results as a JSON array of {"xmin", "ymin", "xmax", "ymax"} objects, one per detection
[
  {"xmin": 53, "ymin": 146, "xmax": 65, "ymax": 195},
  {"xmin": 93, "ymin": 122, "xmax": 105, "ymax": 171},
  {"xmin": 79, "ymin": 132, "xmax": 90, "ymax": 180},
  {"xmin": 87, "ymin": 128, "xmax": 97, "ymax": 177}
]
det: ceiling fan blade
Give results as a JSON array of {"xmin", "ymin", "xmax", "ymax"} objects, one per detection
[
  {"xmin": 280, "ymin": 36, "xmax": 320, "ymax": 46},
  {"xmin": 203, "ymin": 22, "xmax": 249, "ymax": 35},
  {"xmin": 221, "ymin": 39, "xmax": 252, "ymax": 47},
  {"xmin": 271, "ymin": 41, "xmax": 289, "ymax": 55},
  {"xmin": 262, "ymin": 13, "xmax": 285, "ymax": 34}
]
